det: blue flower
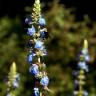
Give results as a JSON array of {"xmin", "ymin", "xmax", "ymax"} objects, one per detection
[
  {"xmin": 40, "ymin": 31, "xmax": 45, "ymax": 38},
  {"xmin": 35, "ymin": 41, "xmax": 44, "ymax": 50},
  {"xmin": 40, "ymin": 76, "xmax": 49, "ymax": 87},
  {"xmin": 13, "ymin": 80, "xmax": 19, "ymax": 88},
  {"xmin": 29, "ymin": 64, "xmax": 39, "ymax": 76},
  {"xmin": 25, "ymin": 16, "xmax": 32, "ymax": 24},
  {"xmin": 27, "ymin": 25, "xmax": 36, "ymax": 36},
  {"xmin": 40, "ymin": 31, "xmax": 49, "ymax": 39},
  {"xmin": 78, "ymin": 61, "xmax": 89, "ymax": 72},
  {"xmin": 33, "ymin": 88, "xmax": 39, "ymax": 96},
  {"xmin": 27, "ymin": 53, "xmax": 33, "ymax": 64},
  {"xmin": 39, "ymin": 17, "xmax": 46, "ymax": 26},
  {"xmin": 85, "ymin": 54, "xmax": 90, "ymax": 62}
]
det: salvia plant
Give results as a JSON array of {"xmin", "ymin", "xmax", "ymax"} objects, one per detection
[
  {"xmin": 25, "ymin": 0, "xmax": 50, "ymax": 95},
  {"xmin": 73, "ymin": 39, "xmax": 90, "ymax": 96},
  {"xmin": 6, "ymin": 62, "xmax": 20, "ymax": 96}
]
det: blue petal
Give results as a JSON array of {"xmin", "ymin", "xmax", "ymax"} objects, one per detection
[
  {"xmin": 39, "ymin": 18, "xmax": 46, "ymax": 26},
  {"xmin": 25, "ymin": 16, "xmax": 32, "ymax": 24},
  {"xmin": 29, "ymin": 64, "xmax": 39, "ymax": 75},
  {"xmin": 27, "ymin": 53, "xmax": 33, "ymax": 64},
  {"xmin": 33, "ymin": 88, "xmax": 39, "ymax": 96},
  {"xmin": 85, "ymin": 55, "xmax": 90, "ymax": 62},
  {"xmin": 40, "ymin": 31, "xmax": 45, "ymax": 38},
  {"xmin": 13, "ymin": 80, "xmax": 19, "ymax": 88},
  {"xmin": 40, "ymin": 31, "xmax": 49, "ymax": 39},
  {"xmin": 40, "ymin": 76, "xmax": 49, "ymax": 86},
  {"xmin": 78, "ymin": 61, "xmax": 89, "ymax": 72},
  {"xmin": 27, "ymin": 25, "xmax": 36, "ymax": 36},
  {"xmin": 35, "ymin": 41, "xmax": 44, "ymax": 50}
]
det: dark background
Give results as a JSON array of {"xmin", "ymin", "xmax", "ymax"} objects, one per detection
[{"xmin": 0, "ymin": 0, "xmax": 96, "ymax": 20}]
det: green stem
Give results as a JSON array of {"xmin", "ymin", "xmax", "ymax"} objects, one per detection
[{"xmin": 40, "ymin": 91, "xmax": 42, "ymax": 96}]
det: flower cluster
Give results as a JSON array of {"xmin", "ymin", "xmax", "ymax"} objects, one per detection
[
  {"xmin": 6, "ymin": 62, "xmax": 20, "ymax": 96},
  {"xmin": 25, "ymin": 0, "xmax": 49, "ymax": 95},
  {"xmin": 73, "ymin": 39, "xmax": 90, "ymax": 96},
  {"xmin": 77, "ymin": 39, "xmax": 90, "ymax": 72}
]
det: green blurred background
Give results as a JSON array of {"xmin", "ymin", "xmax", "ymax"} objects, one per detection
[{"xmin": 0, "ymin": 0, "xmax": 96, "ymax": 96}]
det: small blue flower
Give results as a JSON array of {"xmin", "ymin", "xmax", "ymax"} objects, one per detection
[
  {"xmin": 85, "ymin": 54, "xmax": 90, "ymax": 62},
  {"xmin": 40, "ymin": 31, "xmax": 49, "ymax": 39},
  {"xmin": 25, "ymin": 16, "xmax": 32, "ymax": 24},
  {"xmin": 40, "ymin": 76, "xmax": 49, "ymax": 87},
  {"xmin": 40, "ymin": 31, "xmax": 45, "ymax": 38},
  {"xmin": 27, "ymin": 53, "xmax": 33, "ymax": 64},
  {"xmin": 29, "ymin": 64, "xmax": 39, "ymax": 76},
  {"xmin": 39, "ymin": 17, "xmax": 46, "ymax": 26},
  {"xmin": 27, "ymin": 25, "xmax": 36, "ymax": 36},
  {"xmin": 35, "ymin": 41, "xmax": 44, "ymax": 50},
  {"xmin": 33, "ymin": 88, "xmax": 39, "ymax": 96},
  {"xmin": 13, "ymin": 80, "xmax": 19, "ymax": 88},
  {"xmin": 78, "ymin": 61, "xmax": 89, "ymax": 72}
]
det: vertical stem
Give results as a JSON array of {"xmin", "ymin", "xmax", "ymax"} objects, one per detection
[
  {"xmin": 79, "ymin": 84, "xmax": 82, "ymax": 96},
  {"xmin": 40, "ymin": 92, "xmax": 42, "ymax": 96}
]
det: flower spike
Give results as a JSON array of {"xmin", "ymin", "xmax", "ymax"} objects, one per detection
[
  {"xmin": 25, "ymin": 0, "xmax": 50, "ymax": 95},
  {"xmin": 32, "ymin": 0, "xmax": 41, "ymax": 23},
  {"xmin": 6, "ymin": 62, "xmax": 20, "ymax": 96},
  {"xmin": 73, "ymin": 39, "xmax": 90, "ymax": 96}
]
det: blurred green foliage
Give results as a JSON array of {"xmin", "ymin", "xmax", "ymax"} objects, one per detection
[{"xmin": 0, "ymin": 0, "xmax": 96, "ymax": 96}]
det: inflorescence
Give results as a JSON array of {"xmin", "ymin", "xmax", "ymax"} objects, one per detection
[
  {"xmin": 6, "ymin": 62, "xmax": 20, "ymax": 96},
  {"xmin": 25, "ymin": 0, "xmax": 49, "ymax": 95},
  {"xmin": 73, "ymin": 39, "xmax": 90, "ymax": 96}
]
